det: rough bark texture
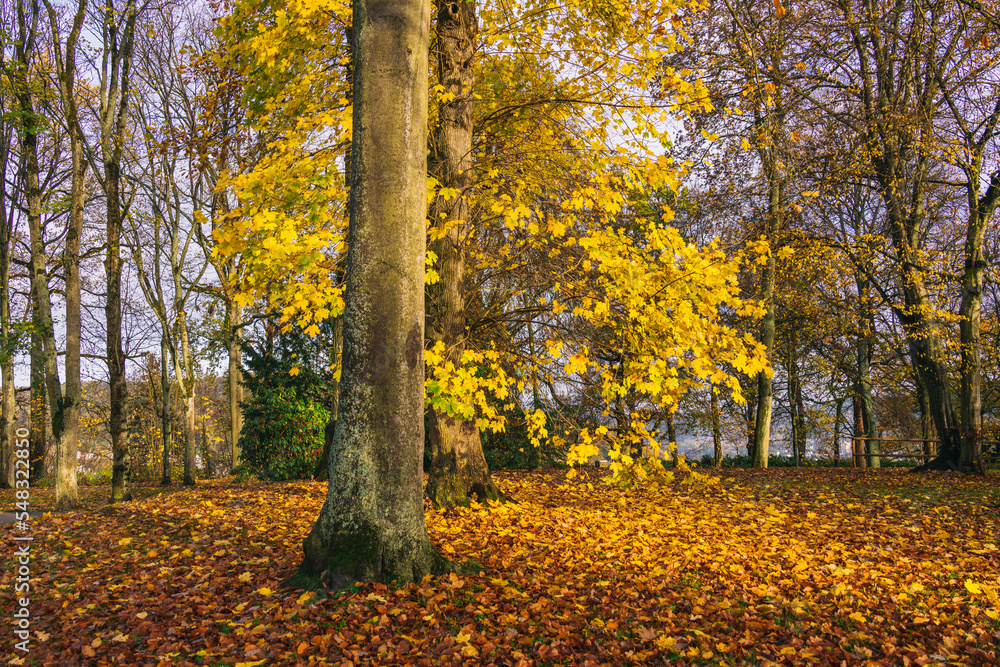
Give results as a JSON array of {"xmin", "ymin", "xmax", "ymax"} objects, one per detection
[
  {"xmin": 46, "ymin": 0, "xmax": 87, "ymax": 509},
  {"xmin": 957, "ymin": 170, "xmax": 998, "ymax": 473},
  {"xmin": 102, "ymin": 0, "xmax": 138, "ymax": 503},
  {"xmin": 425, "ymin": 0, "xmax": 501, "ymax": 509},
  {"xmin": 295, "ymin": 0, "xmax": 451, "ymax": 589}
]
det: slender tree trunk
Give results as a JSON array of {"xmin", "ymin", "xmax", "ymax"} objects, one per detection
[
  {"xmin": 201, "ymin": 417, "xmax": 213, "ymax": 478},
  {"xmin": 160, "ymin": 336, "xmax": 171, "ymax": 484},
  {"xmin": 296, "ymin": 0, "xmax": 451, "ymax": 588},
  {"xmin": 753, "ymin": 252, "xmax": 776, "ymax": 468},
  {"xmin": 852, "ymin": 393, "xmax": 866, "ymax": 469},
  {"xmin": 710, "ymin": 383, "xmax": 722, "ymax": 467},
  {"xmin": 101, "ymin": 0, "xmax": 138, "ymax": 504},
  {"xmin": 788, "ymin": 332, "xmax": 805, "ymax": 466},
  {"xmin": 228, "ymin": 301, "xmax": 243, "ymax": 472},
  {"xmin": 833, "ymin": 397, "xmax": 842, "ymax": 466},
  {"xmin": 29, "ymin": 327, "xmax": 46, "ymax": 483},
  {"xmin": 666, "ymin": 413, "xmax": 678, "ymax": 466},
  {"xmin": 425, "ymin": 0, "xmax": 501, "ymax": 508},
  {"xmin": 856, "ymin": 275, "xmax": 879, "ymax": 469},
  {"xmin": 526, "ymin": 314, "xmax": 541, "ymax": 471},
  {"xmin": 175, "ymin": 307, "xmax": 197, "ymax": 486},
  {"xmin": 0, "ymin": 158, "xmax": 14, "ymax": 489},
  {"xmin": 107, "ymin": 160, "xmax": 130, "ymax": 501},
  {"xmin": 0, "ymin": 360, "xmax": 13, "ymax": 488},
  {"xmin": 752, "ymin": 185, "xmax": 781, "ymax": 469}
]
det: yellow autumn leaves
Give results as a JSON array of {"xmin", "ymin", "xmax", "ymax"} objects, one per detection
[{"xmin": 212, "ymin": 0, "xmax": 772, "ymax": 482}]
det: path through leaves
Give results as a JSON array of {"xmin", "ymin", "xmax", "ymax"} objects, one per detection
[{"xmin": 2, "ymin": 469, "xmax": 998, "ymax": 665}]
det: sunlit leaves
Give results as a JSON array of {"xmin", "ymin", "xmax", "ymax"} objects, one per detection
[{"xmin": 4, "ymin": 470, "xmax": 998, "ymax": 664}]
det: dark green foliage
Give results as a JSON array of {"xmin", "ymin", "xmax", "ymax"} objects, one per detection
[
  {"xmin": 237, "ymin": 319, "xmax": 339, "ymax": 479},
  {"xmin": 481, "ymin": 405, "xmax": 568, "ymax": 471},
  {"xmin": 239, "ymin": 386, "xmax": 329, "ymax": 480}
]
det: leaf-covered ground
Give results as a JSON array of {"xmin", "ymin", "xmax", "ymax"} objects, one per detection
[{"xmin": 3, "ymin": 469, "xmax": 999, "ymax": 666}]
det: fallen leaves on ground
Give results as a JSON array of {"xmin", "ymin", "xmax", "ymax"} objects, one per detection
[{"xmin": 2, "ymin": 469, "xmax": 999, "ymax": 665}]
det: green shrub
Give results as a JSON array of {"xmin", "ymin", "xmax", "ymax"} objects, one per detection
[{"xmin": 239, "ymin": 387, "xmax": 329, "ymax": 481}]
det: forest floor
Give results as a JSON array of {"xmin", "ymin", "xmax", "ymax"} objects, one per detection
[{"xmin": 2, "ymin": 468, "xmax": 999, "ymax": 666}]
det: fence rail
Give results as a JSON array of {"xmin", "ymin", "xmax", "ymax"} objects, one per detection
[{"xmin": 849, "ymin": 437, "xmax": 1000, "ymax": 467}]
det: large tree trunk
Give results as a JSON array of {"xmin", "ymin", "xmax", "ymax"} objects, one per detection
[
  {"xmin": 44, "ymin": 0, "xmax": 87, "ymax": 512},
  {"xmin": 295, "ymin": 0, "xmax": 450, "ymax": 588},
  {"xmin": 425, "ymin": 0, "xmax": 501, "ymax": 508},
  {"xmin": 956, "ymin": 179, "xmax": 998, "ymax": 473}
]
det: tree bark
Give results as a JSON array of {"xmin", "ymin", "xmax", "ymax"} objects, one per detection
[
  {"xmin": 852, "ymin": 393, "xmax": 866, "ymax": 469},
  {"xmin": 0, "ymin": 91, "xmax": 15, "ymax": 489},
  {"xmin": 425, "ymin": 0, "xmax": 502, "ymax": 508},
  {"xmin": 752, "ymin": 181, "xmax": 781, "ymax": 469},
  {"xmin": 787, "ymin": 330, "xmax": 805, "ymax": 466},
  {"xmin": 710, "ymin": 383, "xmax": 722, "ymax": 467},
  {"xmin": 45, "ymin": 0, "xmax": 87, "ymax": 509},
  {"xmin": 100, "ymin": 0, "xmax": 138, "ymax": 503},
  {"xmin": 29, "ymin": 327, "xmax": 46, "ymax": 483},
  {"xmin": 856, "ymin": 275, "xmax": 879, "ymax": 469},
  {"xmin": 295, "ymin": 0, "xmax": 451, "ymax": 588},
  {"xmin": 957, "ymin": 171, "xmax": 998, "ymax": 473},
  {"xmin": 915, "ymin": 371, "xmax": 935, "ymax": 458},
  {"xmin": 832, "ymin": 397, "xmax": 842, "ymax": 466},
  {"xmin": 228, "ymin": 301, "xmax": 243, "ymax": 472},
  {"xmin": 161, "ymin": 336, "xmax": 171, "ymax": 484}
]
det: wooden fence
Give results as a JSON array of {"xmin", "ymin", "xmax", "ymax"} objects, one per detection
[{"xmin": 849, "ymin": 437, "xmax": 1000, "ymax": 466}]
